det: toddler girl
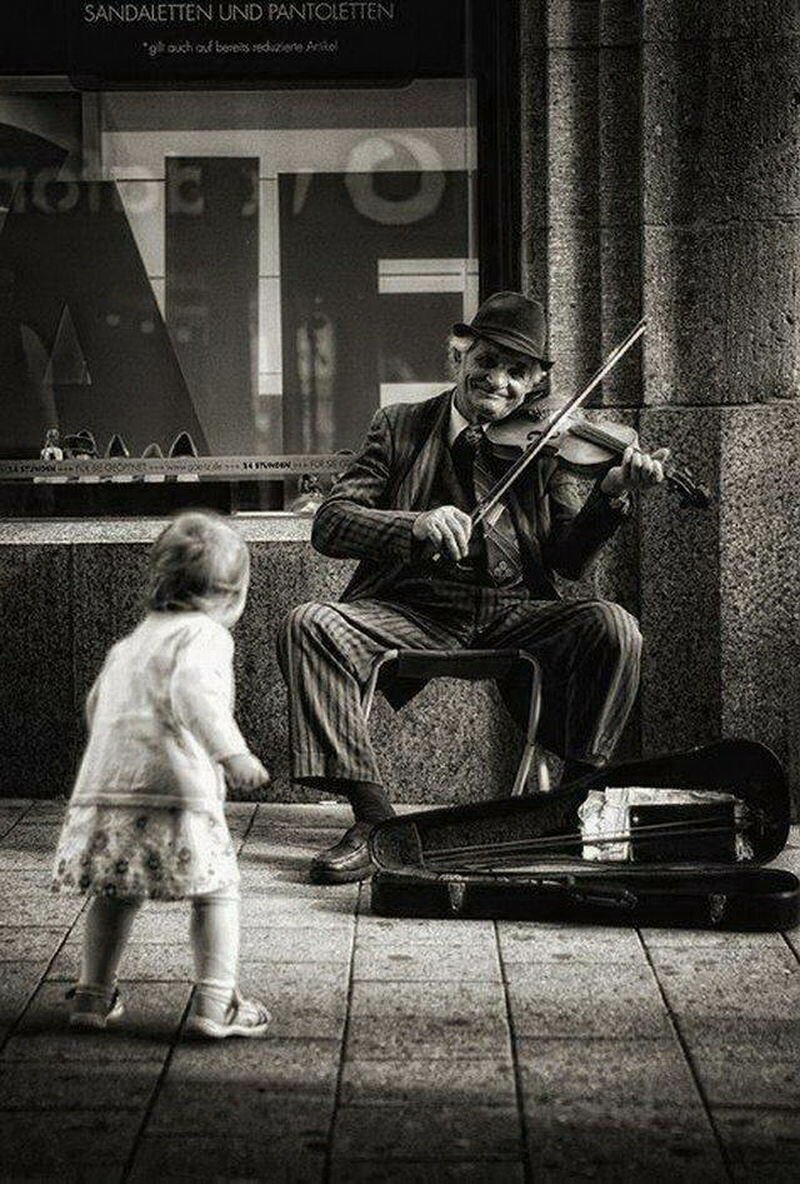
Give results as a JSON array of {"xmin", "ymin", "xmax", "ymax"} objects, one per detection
[{"xmin": 52, "ymin": 511, "xmax": 270, "ymax": 1038}]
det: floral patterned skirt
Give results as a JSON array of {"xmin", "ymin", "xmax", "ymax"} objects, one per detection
[{"xmin": 52, "ymin": 804, "xmax": 240, "ymax": 901}]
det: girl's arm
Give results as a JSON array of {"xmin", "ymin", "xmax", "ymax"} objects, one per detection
[{"xmin": 170, "ymin": 625, "xmax": 250, "ymax": 763}]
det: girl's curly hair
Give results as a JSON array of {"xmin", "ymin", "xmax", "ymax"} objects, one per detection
[{"xmin": 149, "ymin": 511, "xmax": 249, "ymax": 614}]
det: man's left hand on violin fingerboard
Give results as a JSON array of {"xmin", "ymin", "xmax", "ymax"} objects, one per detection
[{"xmin": 600, "ymin": 445, "xmax": 670, "ymax": 498}]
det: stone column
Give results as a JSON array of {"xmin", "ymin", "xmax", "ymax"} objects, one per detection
[
  {"xmin": 520, "ymin": 1, "xmax": 800, "ymax": 802},
  {"xmin": 639, "ymin": 2, "xmax": 800, "ymax": 802},
  {"xmin": 520, "ymin": 0, "xmax": 645, "ymax": 755}
]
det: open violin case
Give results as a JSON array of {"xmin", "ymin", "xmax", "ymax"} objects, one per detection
[{"xmin": 369, "ymin": 740, "xmax": 799, "ymax": 930}]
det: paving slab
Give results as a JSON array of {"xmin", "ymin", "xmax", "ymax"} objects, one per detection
[
  {"xmin": 239, "ymin": 873, "xmax": 358, "ymax": 901},
  {"xmin": 0, "ymin": 1055, "xmax": 163, "ymax": 1109},
  {"xmin": 66, "ymin": 905, "xmax": 196, "ymax": 946},
  {"xmin": 525, "ymin": 1101, "xmax": 727, "ymax": 1183},
  {"xmin": 239, "ymin": 892, "xmax": 357, "ymax": 929},
  {"xmin": 516, "ymin": 1037, "xmax": 698, "ymax": 1107},
  {"xmin": 167, "ymin": 1037, "xmax": 340, "ymax": 1100},
  {"xmin": 250, "ymin": 802, "xmax": 353, "ymax": 828},
  {"xmin": 353, "ymin": 928, "xmax": 501, "ymax": 983},
  {"xmin": 0, "ymin": 847, "xmax": 54, "ymax": 876},
  {"xmin": 0, "ymin": 1106, "xmax": 141, "ymax": 1179},
  {"xmin": 713, "ymin": 1107, "xmax": 800, "ymax": 1182},
  {"xmin": 340, "ymin": 1056, "xmax": 517, "ymax": 1108},
  {"xmin": 144, "ymin": 1094, "xmax": 331, "ymax": 1147},
  {"xmin": 238, "ymin": 924, "xmax": 353, "ymax": 963},
  {"xmin": 0, "ymin": 962, "xmax": 49, "ymax": 1026},
  {"xmin": 641, "ymin": 928, "xmax": 785, "ymax": 951},
  {"xmin": 498, "ymin": 922, "xmax": 644, "ymax": 964},
  {"xmin": 130, "ymin": 1135, "xmax": 326, "ymax": 1182},
  {"xmin": 691, "ymin": 1040, "xmax": 800, "ymax": 1108},
  {"xmin": 0, "ymin": 822, "xmax": 63, "ymax": 869},
  {"xmin": 0, "ymin": 924, "xmax": 66, "ymax": 962},
  {"xmin": 357, "ymin": 916, "xmax": 495, "ymax": 941},
  {"xmin": 647, "ymin": 943, "xmax": 798, "ymax": 973},
  {"xmin": 65, "ymin": 899, "xmax": 195, "ymax": 946},
  {"xmin": 0, "ymin": 803, "xmax": 32, "ymax": 836},
  {"xmin": 677, "ymin": 1010, "xmax": 800, "ymax": 1053},
  {"xmin": 49, "ymin": 940, "xmax": 195, "ymax": 982},
  {"xmin": 0, "ymin": 871, "xmax": 86, "ymax": 926},
  {"xmin": 332, "ymin": 1103, "xmax": 522, "ymax": 1161},
  {"xmin": 505, "ymin": 962, "xmax": 672, "ymax": 1040},
  {"xmin": 652, "ymin": 961, "xmax": 800, "ymax": 1026},
  {"xmin": 3, "ymin": 980, "xmax": 191, "ymax": 1061},
  {"xmin": 329, "ymin": 1163, "xmax": 525, "ymax": 1183},
  {"xmin": 235, "ymin": 961, "xmax": 349, "ymax": 1039},
  {"xmin": 241, "ymin": 827, "xmax": 344, "ymax": 853},
  {"xmin": 346, "ymin": 981, "xmax": 511, "ymax": 1061},
  {"xmin": 20, "ymin": 800, "xmax": 69, "ymax": 822},
  {"xmin": 149, "ymin": 1074, "xmax": 337, "ymax": 1136}
]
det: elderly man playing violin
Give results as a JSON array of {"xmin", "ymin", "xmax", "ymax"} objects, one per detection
[{"xmin": 278, "ymin": 291, "xmax": 669, "ymax": 884}]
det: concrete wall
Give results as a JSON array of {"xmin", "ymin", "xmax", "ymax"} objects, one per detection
[
  {"xmin": 520, "ymin": 0, "xmax": 800, "ymax": 808},
  {"xmin": 0, "ymin": 520, "xmax": 520, "ymax": 803}
]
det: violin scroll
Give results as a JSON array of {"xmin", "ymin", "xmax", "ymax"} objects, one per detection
[{"xmin": 666, "ymin": 466, "xmax": 712, "ymax": 510}]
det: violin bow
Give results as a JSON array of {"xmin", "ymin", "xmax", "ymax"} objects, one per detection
[{"xmin": 471, "ymin": 317, "xmax": 648, "ymax": 530}]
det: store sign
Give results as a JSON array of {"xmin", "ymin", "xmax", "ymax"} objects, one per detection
[{"xmin": 68, "ymin": 1, "xmax": 420, "ymax": 85}]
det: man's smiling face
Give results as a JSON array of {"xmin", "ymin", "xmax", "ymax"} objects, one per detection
[{"xmin": 453, "ymin": 337, "xmax": 545, "ymax": 424}]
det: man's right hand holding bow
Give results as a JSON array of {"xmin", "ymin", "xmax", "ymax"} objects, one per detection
[{"xmin": 412, "ymin": 505, "xmax": 474, "ymax": 562}]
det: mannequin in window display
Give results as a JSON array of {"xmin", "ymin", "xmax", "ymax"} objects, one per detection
[
  {"xmin": 296, "ymin": 295, "xmax": 336, "ymax": 453},
  {"xmin": 0, "ymin": 268, "xmax": 56, "ymax": 459},
  {"xmin": 289, "ymin": 473, "xmax": 325, "ymax": 516},
  {"xmin": 40, "ymin": 428, "xmax": 63, "ymax": 461}
]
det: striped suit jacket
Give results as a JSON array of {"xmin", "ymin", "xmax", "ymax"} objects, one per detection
[{"xmin": 311, "ymin": 389, "xmax": 625, "ymax": 603}]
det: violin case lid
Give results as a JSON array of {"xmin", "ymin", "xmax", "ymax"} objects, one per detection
[{"xmin": 369, "ymin": 740, "xmax": 799, "ymax": 931}]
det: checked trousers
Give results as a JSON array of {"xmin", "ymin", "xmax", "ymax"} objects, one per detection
[{"xmin": 277, "ymin": 584, "xmax": 642, "ymax": 789}]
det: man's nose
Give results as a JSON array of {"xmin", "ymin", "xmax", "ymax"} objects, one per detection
[{"xmin": 487, "ymin": 366, "xmax": 509, "ymax": 389}]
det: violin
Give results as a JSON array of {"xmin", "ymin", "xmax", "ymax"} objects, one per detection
[
  {"xmin": 428, "ymin": 318, "xmax": 710, "ymax": 567},
  {"xmin": 485, "ymin": 408, "xmax": 711, "ymax": 510},
  {"xmin": 463, "ymin": 318, "xmax": 711, "ymax": 542}
]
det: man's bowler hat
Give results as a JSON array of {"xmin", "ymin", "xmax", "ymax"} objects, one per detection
[{"xmin": 453, "ymin": 291, "xmax": 553, "ymax": 369}]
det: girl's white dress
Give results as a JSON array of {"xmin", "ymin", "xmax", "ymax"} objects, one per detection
[{"xmin": 52, "ymin": 611, "xmax": 249, "ymax": 901}]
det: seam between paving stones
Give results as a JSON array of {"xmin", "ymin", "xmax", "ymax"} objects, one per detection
[
  {"xmin": 635, "ymin": 928, "xmax": 735, "ymax": 1182},
  {"xmin": 495, "ymin": 919, "xmax": 534, "ymax": 1184},
  {"xmin": 323, "ymin": 879, "xmax": 359, "ymax": 1184},
  {"xmin": 779, "ymin": 930, "xmax": 800, "ymax": 966},
  {"xmin": 0, "ymin": 877, "xmax": 90, "ymax": 1059},
  {"xmin": 120, "ymin": 988, "xmax": 195, "ymax": 1181},
  {"xmin": 0, "ymin": 802, "xmax": 34, "ymax": 841}
]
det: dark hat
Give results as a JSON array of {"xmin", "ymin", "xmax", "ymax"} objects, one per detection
[{"xmin": 453, "ymin": 291, "xmax": 553, "ymax": 369}]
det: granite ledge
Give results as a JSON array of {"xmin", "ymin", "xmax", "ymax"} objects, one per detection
[{"xmin": 0, "ymin": 514, "xmax": 315, "ymax": 546}]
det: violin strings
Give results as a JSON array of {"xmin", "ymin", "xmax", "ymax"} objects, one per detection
[
  {"xmin": 422, "ymin": 813, "xmax": 737, "ymax": 866},
  {"xmin": 572, "ymin": 422, "xmax": 684, "ymax": 478},
  {"xmin": 425, "ymin": 824, "xmax": 737, "ymax": 871},
  {"xmin": 469, "ymin": 319, "xmax": 647, "ymax": 528}
]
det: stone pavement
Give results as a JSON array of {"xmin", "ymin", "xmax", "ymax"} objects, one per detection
[{"xmin": 0, "ymin": 799, "xmax": 798, "ymax": 1182}]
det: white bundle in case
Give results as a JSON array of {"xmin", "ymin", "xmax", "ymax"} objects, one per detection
[{"xmin": 578, "ymin": 787, "xmax": 752, "ymax": 862}]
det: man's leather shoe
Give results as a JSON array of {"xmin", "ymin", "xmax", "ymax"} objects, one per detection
[{"xmin": 309, "ymin": 821, "xmax": 375, "ymax": 884}]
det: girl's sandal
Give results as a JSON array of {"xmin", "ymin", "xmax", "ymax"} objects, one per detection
[
  {"xmin": 187, "ymin": 988, "xmax": 271, "ymax": 1039},
  {"xmin": 66, "ymin": 986, "xmax": 125, "ymax": 1030}
]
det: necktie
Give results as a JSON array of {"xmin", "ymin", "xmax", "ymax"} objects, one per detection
[{"xmin": 451, "ymin": 426, "xmax": 523, "ymax": 585}]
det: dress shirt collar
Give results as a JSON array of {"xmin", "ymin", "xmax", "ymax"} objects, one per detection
[{"xmin": 448, "ymin": 390, "xmax": 485, "ymax": 448}]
